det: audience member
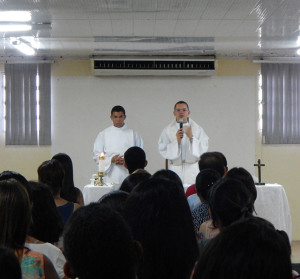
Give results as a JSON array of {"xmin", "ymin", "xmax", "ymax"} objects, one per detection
[
  {"xmin": 0, "ymin": 178, "xmax": 58, "ymax": 279},
  {"xmin": 193, "ymin": 216, "xmax": 292, "ymax": 279},
  {"xmin": 124, "ymin": 146, "xmax": 148, "ymax": 174},
  {"xmin": 52, "ymin": 153, "xmax": 84, "ymax": 205},
  {"xmin": 0, "ymin": 170, "xmax": 32, "ymax": 202},
  {"xmin": 98, "ymin": 190, "xmax": 129, "ymax": 214},
  {"xmin": 225, "ymin": 167, "xmax": 257, "ymax": 208},
  {"xmin": 120, "ymin": 171, "xmax": 151, "ymax": 193},
  {"xmin": 198, "ymin": 177, "xmax": 253, "ymax": 246},
  {"xmin": 152, "ymin": 169, "xmax": 183, "ymax": 189},
  {"xmin": 124, "ymin": 178, "xmax": 198, "ymax": 279},
  {"xmin": 0, "ymin": 245, "xmax": 22, "ymax": 279},
  {"xmin": 191, "ymin": 169, "xmax": 221, "ymax": 232},
  {"xmin": 26, "ymin": 181, "xmax": 66, "ymax": 278},
  {"xmin": 38, "ymin": 159, "xmax": 80, "ymax": 226},
  {"xmin": 186, "ymin": 151, "xmax": 227, "ymax": 210},
  {"xmin": 208, "ymin": 178, "xmax": 253, "ymax": 230},
  {"xmin": 63, "ymin": 203, "xmax": 140, "ymax": 279}
]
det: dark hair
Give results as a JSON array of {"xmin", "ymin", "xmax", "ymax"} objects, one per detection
[
  {"xmin": 226, "ymin": 167, "xmax": 257, "ymax": 204},
  {"xmin": 120, "ymin": 172, "xmax": 151, "ymax": 193},
  {"xmin": 38, "ymin": 159, "xmax": 64, "ymax": 196},
  {"xmin": 213, "ymin": 151, "xmax": 227, "ymax": 168},
  {"xmin": 0, "ymin": 245, "xmax": 22, "ymax": 279},
  {"xmin": 198, "ymin": 152, "xmax": 225, "ymax": 177},
  {"xmin": 209, "ymin": 178, "xmax": 253, "ymax": 229},
  {"xmin": 0, "ymin": 170, "xmax": 32, "ymax": 202},
  {"xmin": 124, "ymin": 178, "xmax": 198, "ymax": 279},
  {"xmin": 111, "ymin": 105, "xmax": 126, "ymax": 115},
  {"xmin": 0, "ymin": 179, "xmax": 31, "ymax": 251},
  {"xmin": 193, "ymin": 217, "xmax": 292, "ymax": 279},
  {"xmin": 174, "ymin": 101, "xmax": 189, "ymax": 110},
  {"xmin": 152, "ymin": 169, "xmax": 183, "ymax": 189},
  {"xmin": 98, "ymin": 190, "xmax": 129, "ymax": 214},
  {"xmin": 195, "ymin": 169, "xmax": 221, "ymax": 202},
  {"xmin": 28, "ymin": 181, "xmax": 63, "ymax": 243},
  {"xmin": 124, "ymin": 146, "xmax": 147, "ymax": 174},
  {"xmin": 64, "ymin": 203, "xmax": 136, "ymax": 279},
  {"xmin": 52, "ymin": 153, "xmax": 79, "ymax": 203}
]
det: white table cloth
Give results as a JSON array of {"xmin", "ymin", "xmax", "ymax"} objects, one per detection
[
  {"xmin": 83, "ymin": 184, "xmax": 115, "ymax": 204},
  {"xmin": 254, "ymin": 183, "xmax": 292, "ymax": 241}
]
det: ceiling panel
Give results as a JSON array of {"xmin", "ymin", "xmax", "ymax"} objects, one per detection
[{"xmin": 0, "ymin": 0, "xmax": 299, "ymax": 59}]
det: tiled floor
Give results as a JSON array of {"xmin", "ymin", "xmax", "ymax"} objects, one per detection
[{"xmin": 292, "ymin": 241, "xmax": 300, "ymax": 263}]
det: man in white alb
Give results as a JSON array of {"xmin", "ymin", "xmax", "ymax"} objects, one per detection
[
  {"xmin": 158, "ymin": 101, "xmax": 209, "ymax": 185},
  {"xmin": 93, "ymin": 106, "xmax": 143, "ymax": 185}
]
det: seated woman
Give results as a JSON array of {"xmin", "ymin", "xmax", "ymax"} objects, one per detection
[
  {"xmin": 38, "ymin": 159, "xmax": 80, "ymax": 226},
  {"xmin": 191, "ymin": 169, "xmax": 221, "ymax": 233},
  {"xmin": 26, "ymin": 181, "xmax": 66, "ymax": 279},
  {"xmin": 0, "ymin": 177, "xmax": 58, "ymax": 279},
  {"xmin": 193, "ymin": 216, "xmax": 292, "ymax": 279},
  {"xmin": 52, "ymin": 153, "xmax": 84, "ymax": 205},
  {"xmin": 124, "ymin": 177, "xmax": 198, "ymax": 279},
  {"xmin": 199, "ymin": 177, "xmax": 254, "ymax": 246}
]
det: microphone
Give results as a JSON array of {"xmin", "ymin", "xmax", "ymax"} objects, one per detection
[{"xmin": 178, "ymin": 118, "xmax": 183, "ymax": 129}]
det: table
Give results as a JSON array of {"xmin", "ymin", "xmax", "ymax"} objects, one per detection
[
  {"xmin": 83, "ymin": 184, "xmax": 116, "ymax": 204},
  {"xmin": 254, "ymin": 183, "xmax": 292, "ymax": 241},
  {"xmin": 83, "ymin": 182, "xmax": 292, "ymax": 240}
]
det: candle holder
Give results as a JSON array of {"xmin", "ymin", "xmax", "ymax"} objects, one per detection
[{"xmin": 96, "ymin": 171, "xmax": 105, "ymax": 186}]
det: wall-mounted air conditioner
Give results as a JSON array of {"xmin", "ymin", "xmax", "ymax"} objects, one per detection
[{"xmin": 92, "ymin": 56, "xmax": 215, "ymax": 76}]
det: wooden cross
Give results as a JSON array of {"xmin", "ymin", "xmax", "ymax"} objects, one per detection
[{"xmin": 254, "ymin": 159, "xmax": 265, "ymax": 185}]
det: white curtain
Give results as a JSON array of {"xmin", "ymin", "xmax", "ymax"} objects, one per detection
[
  {"xmin": 262, "ymin": 63, "xmax": 300, "ymax": 144},
  {"xmin": 4, "ymin": 63, "xmax": 51, "ymax": 145}
]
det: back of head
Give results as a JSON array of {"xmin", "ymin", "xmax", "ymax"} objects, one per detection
[
  {"xmin": 152, "ymin": 169, "xmax": 183, "ymax": 189},
  {"xmin": 52, "ymin": 153, "xmax": 77, "ymax": 202},
  {"xmin": 28, "ymin": 181, "xmax": 63, "ymax": 243},
  {"xmin": 193, "ymin": 216, "xmax": 292, "ymax": 279},
  {"xmin": 0, "ymin": 179, "xmax": 31, "ymax": 251},
  {"xmin": 98, "ymin": 190, "xmax": 129, "ymax": 214},
  {"xmin": 195, "ymin": 169, "xmax": 221, "ymax": 202},
  {"xmin": 37, "ymin": 159, "xmax": 64, "ymax": 196},
  {"xmin": 111, "ymin": 105, "xmax": 126, "ymax": 115},
  {"xmin": 120, "ymin": 172, "xmax": 151, "ymax": 193},
  {"xmin": 198, "ymin": 152, "xmax": 225, "ymax": 177},
  {"xmin": 213, "ymin": 151, "xmax": 228, "ymax": 170},
  {"xmin": 209, "ymin": 178, "xmax": 253, "ymax": 229},
  {"xmin": 0, "ymin": 245, "xmax": 22, "ymax": 279},
  {"xmin": 226, "ymin": 167, "xmax": 257, "ymax": 203},
  {"xmin": 124, "ymin": 178, "xmax": 198, "ymax": 279},
  {"xmin": 124, "ymin": 146, "xmax": 147, "ymax": 174},
  {"xmin": 64, "ymin": 203, "xmax": 136, "ymax": 279},
  {"xmin": 0, "ymin": 170, "xmax": 32, "ymax": 202}
]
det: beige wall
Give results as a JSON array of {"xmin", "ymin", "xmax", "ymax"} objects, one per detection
[{"xmin": 1, "ymin": 58, "xmax": 300, "ymax": 239}]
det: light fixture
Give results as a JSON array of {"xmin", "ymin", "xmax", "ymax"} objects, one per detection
[
  {"xmin": 10, "ymin": 37, "xmax": 36, "ymax": 56},
  {"xmin": 297, "ymin": 48, "xmax": 300, "ymax": 56},
  {"xmin": 0, "ymin": 11, "xmax": 31, "ymax": 22},
  {"xmin": 0, "ymin": 24, "xmax": 32, "ymax": 32}
]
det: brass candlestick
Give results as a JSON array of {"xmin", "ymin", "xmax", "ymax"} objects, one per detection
[{"xmin": 96, "ymin": 171, "xmax": 105, "ymax": 186}]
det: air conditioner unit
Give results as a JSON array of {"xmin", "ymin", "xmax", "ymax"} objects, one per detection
[{"xmin": 92, "ymin": 56, "xmax": 215, "ymax": 76}]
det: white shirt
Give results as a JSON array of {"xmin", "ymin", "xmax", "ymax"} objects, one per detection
[
  {"xmin": 158, "ymin": 118, "xmax": 208, "ymax": 184},
  {"xmin": 93, "ymin": 124, "xmax": 143, "ymax": 184}
]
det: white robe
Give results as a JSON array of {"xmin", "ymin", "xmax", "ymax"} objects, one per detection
[
  {"xmin": 158, "ymin": 118, "xmax": 209, "ymax": 185},
  {"xmin": 93, "ymin": 124, "xmax": 143, "ymax": 185}
]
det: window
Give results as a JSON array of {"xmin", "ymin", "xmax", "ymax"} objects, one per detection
[
  {"xmin": 4, "ymin": 63, "xmax": 51, "ymax": 145},
  {"xmin": 262, "ymin": 63, "xmax": 300, "ymax": 144}
]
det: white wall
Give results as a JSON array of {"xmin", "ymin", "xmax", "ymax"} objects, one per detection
[{"xmin": 51, "ymin": 75, "xmax": 256, "ymax": 188}]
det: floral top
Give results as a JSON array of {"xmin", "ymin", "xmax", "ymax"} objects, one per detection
[{"xmin": 21, "ymin": 248, "xmax": 45, "ymax": 279}]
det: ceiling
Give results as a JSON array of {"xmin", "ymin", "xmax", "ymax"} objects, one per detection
[{"xmin": 0, "ymin": 0, "xmax": 300, "ymax": 61}]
